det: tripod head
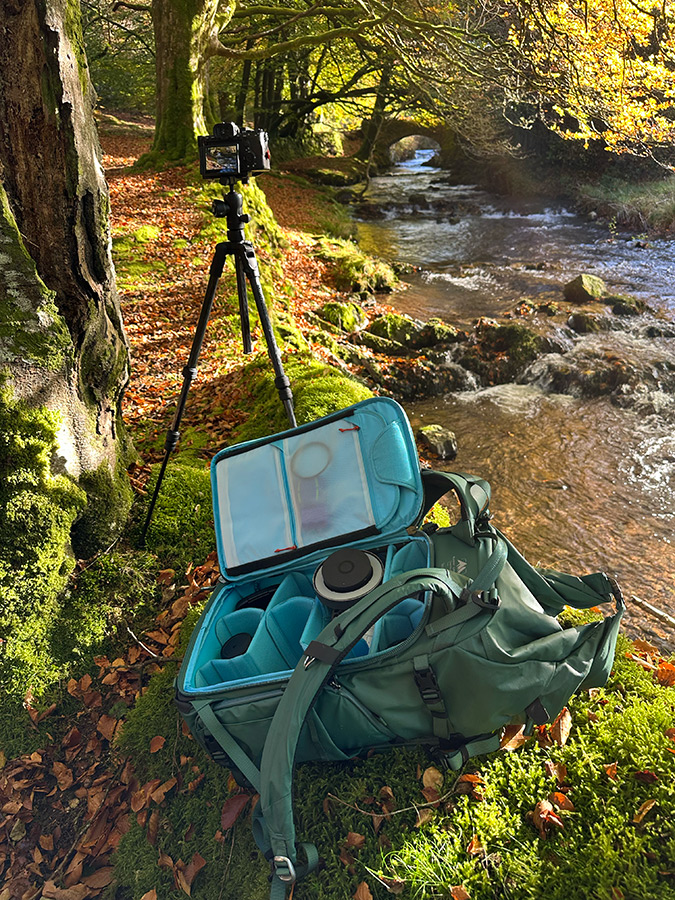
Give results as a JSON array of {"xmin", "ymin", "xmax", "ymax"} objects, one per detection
[{"xmin": 212, "ymin": 183, "xmax": 250, "ymax": 245}]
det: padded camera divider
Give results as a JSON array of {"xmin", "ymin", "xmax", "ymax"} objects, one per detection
[
  {"xmin": 371, "ymin": 597, "xmax": 425, "ymax": 653},
  {"xmin": 214, "ymin": 608, "xmax": 264, "ymax": 647},
  {"xmin": 369, "ymin": 538, "xmax": 429, "ymax": 652},
  {"xmin": 194, "ymin": 592, "xmax": 317, "ymax": 688},
  {"xmin": 266, "ymin": 572, "xmax": 314, "ymax": 610},
  {"xmin": 299, "ymin": 601, "xmax": 330, "ymax": 651},
  {"xmin": 263, "ymin": 596, "xmax": 315, "ymax": 668}
]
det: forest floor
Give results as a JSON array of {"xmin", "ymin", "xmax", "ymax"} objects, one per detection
[{"xmin": 2, "ymin": 124, "xmax": 675, "ymax": 900}]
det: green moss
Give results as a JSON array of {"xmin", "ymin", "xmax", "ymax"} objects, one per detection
[
  {"xmin": 357, "ymin": 330, "xmax": 405, "ymax": 355},
  {"xmin": 316, "ymin": 238, "xmax": 397, "ymax": 294},
  {"xmin": 461, "ymin": 323, "xmax": 543, "ymax": 384},
  {"xmin": 0, "ymin": 381, "xmax": 86, "ymax": 702},
  {"xmin": 0, "ymin": 184, "xmax": 72, "ymax": 371},
  {"xmin": 71, "ymin": 459, "xmax": 133, "ymax": 558},
  {"xmin": 133, "ymin": 224, "xmax": 161, "ymax": 243},
  {"xmin": 379, "ymin": 654, "xmax": 675, "ymax": 900},
  {"xmin": 139, "ymin": 461, "xmax": 215, "ymax": 573},
  {"xmin": 367, "ymin": 312, "xmax": 418, "ymax": 344},
  {"xmin": 233, "ymin": 354, "xmax": 372, "ymax": 442},
  {"xmin": 316, "ymin": 300, "xmax": 367, "ymax": 333},
  {"xmin": 63, "ymin": 0, "xmax": 90, "ymax": 96},
  {"xmin": 409, "ymin": 318, "xmax": 460, "ymax": 348}
]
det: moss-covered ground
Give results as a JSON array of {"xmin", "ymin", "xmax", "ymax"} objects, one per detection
[{"xmin": 1, "ymin": 126, "xmax": 674, "ymax": 900}]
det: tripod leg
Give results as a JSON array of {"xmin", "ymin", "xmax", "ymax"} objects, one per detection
[
  {"xmin": 235, "ymin": 258, "xmax": 252, "ymax": 354},
  {"xmin": 140, "ymin": 242, "xmax": 228, "ymax": 544},
  {"xmin": 237, "ymin": 243, "xmax": 297, "ymax": 428}
]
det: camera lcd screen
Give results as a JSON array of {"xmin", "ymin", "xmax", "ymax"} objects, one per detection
[{"xmin": 202, "ymin": 141, "xmax": 239, "ymax": 176}]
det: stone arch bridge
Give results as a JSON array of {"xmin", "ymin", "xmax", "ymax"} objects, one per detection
[{"xmin": 368, "ymin": 118, "xmax": 458, "ymax": 168}]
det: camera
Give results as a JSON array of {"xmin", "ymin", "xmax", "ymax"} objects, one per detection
[{"xmin": 198, "ymin": 122, "xmax": 271, "ymax": 182}]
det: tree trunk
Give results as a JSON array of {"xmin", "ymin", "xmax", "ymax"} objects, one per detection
[
  {"xmin": 236, "ymin": 54, "xmax": 252, "ymax": 126},
  {"xmin": 355, "ymin": 62, "xmax": 392, "ymax": 163},
  {"xmin": 151, "ymin": 0, "xmax": 234, "ymax": 161},
  {"xmin": 0, "ymin": 0, "xmax": 131, "ymax": 556}
]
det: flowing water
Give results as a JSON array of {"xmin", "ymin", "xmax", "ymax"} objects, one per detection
[{"xmin": 356, "ymin": 151, "xmax": 675, "ymax": 646}]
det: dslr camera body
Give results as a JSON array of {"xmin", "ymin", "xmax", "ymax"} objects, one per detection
[{"xmin": 198, "ymin": 122, "xmax": 271, "ymax": 182}]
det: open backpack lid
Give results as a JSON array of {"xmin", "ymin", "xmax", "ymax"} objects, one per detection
[{"xmin": 211, "ymin": 397, "xmax": 423, "ymax": 580}]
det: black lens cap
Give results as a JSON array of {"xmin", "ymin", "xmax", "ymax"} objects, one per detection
[
  {"xmin": 220, "ymin": 632, "xmax": 253, "ymax": 659},
  {"xmin": 322, "ymin": 548, "xmax": 373, "ymax": 593}
]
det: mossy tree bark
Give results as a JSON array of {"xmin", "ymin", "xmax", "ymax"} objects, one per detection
[
  {"xmin": 150, "ymin": 0, "xmax": 234, "ymax": 161},
  {"xmin": 0, "ymin": 0, "xmax": 131, "ymax": 556}
]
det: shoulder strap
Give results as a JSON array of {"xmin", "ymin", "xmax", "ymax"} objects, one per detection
[
  {"xmin": 419, "ymin": 471, "xmax": 492, "ymax": 545},
  {"xmin": 256, "ymin": 548, "xmax": 507, "ymax": 899}
]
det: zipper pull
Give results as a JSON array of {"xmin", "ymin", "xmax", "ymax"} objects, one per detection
[{"xmin": 328, "ymin": 677, "xmax": 341, "ymax": 690}]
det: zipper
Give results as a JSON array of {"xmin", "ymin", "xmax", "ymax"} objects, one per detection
[{"xmin": 326, "ymin": 677, "xmax": 394, "ymax": 735}]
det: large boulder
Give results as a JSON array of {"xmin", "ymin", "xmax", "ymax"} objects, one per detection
[
  {"xmin": 417, "ymin": 425, "xmax": 458, "ymax": 460},
  {"xmin": 317, "ymin": 300, "xmax": 367, "ymax": 333},
  {"xmin": 367, "ymin": 312, "xmax": 420, "ymax": 345},
  {"xmin": 563, "ymin": 274, "xmax": 607, "ymax": 304}
]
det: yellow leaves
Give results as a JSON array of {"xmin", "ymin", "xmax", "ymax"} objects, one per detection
[{"xmin": 510, "ymin": 0, "xmax": 675, "ymax": 151}]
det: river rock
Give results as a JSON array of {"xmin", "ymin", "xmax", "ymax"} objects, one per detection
[
  {"xmin": 354, "ymin": 203, "xmax": 386, "ymax": 220},
  {"xmin": 407, "ymin": 318, "xmax": 460, "ymax": 349},
  {"xmin": 643, "ymin": 323, "xmax": 675, "ymax": 339},
  {"xmin": 316, "ymin": 300, "xmax": 367, "ymax": 333},
  {"xmin": 460, "ymin": 322, "xmax": 543, "ymax": 384},
  {"xmin": 563, "ymin": 274, "xmax": 607, "ymax": 303},
  {"xmin": 417, "ymin": 425, "xmax": 458, "ymax": 460},
  {"xmin": 367, "ymin": 312, "xmax": 421, "ymax": 345},
  {"xmin": 567, "ymin": 312, "xmax": 605, "ymax": 334},
  {"xmin": 408, "ymin": 192, "xmax": 430, "ymax": 208},
  {"xmin": 607, "ymin": 294, "xmax": 647, "ymax": 316},
  {"xmin": 373, "ymin": 358, "xmax": 479, "ymax": 400},
  {"xmin": 353, "ymin": 330, "xmax": 405, "ymax": 355}
]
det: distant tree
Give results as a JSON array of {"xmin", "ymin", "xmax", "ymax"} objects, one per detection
[{"xmin": 82, "ymin": 0, "xmax": 155, "ymax": 111}]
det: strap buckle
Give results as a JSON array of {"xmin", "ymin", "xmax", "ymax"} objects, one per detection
[
  {"xmin": 470, "ymin": 588, "xmax": 500, "ymax": 610},
  {"xmin": 273, "ymin": 855, "xmax": 296, "ymax": 884},
  {"xmin": 414, "ymin": 667, "xmax": 442, "ymax": 704}
]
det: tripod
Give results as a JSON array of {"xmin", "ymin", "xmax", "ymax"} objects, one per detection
[{"xmin": 140, "ymin": 179, "xmax": 296, "ymax": 543}]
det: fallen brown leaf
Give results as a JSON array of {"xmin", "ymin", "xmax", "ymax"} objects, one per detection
[
  {"xmin": 466, "ymin": 834, "xmax": 484, "ymax": 856},
  {"xmin": 151, "ymin": 776, "xmax": 177, "ymax": 804},
  {"xmin": 81, "ymin": 867, "xmax": 115, "ymax": 889},
  {"xmin": 96, "ymin": 715, "xmax": 118, "ymax": 742},
  {"xmin": 603, "ymin": 762, "xmax": 618, "ymax": 781},
  {"xmin": 450, "ymin": 887, "xmax": 471, "ymax": 900},
  {"xmin": 500, "ymin": 723, "xmax": 530, "ymax": 751},
  {"xmin": 345, "ymin": 832, "xmax": 366, "ymax": 849},
  {"xmin": 549, "ymin": 791, "xmax": 575, "ymax": 811},
  {"xmin": 655, "ymin": 662, "xmax": 675, "ymax": 687},
  {"xmin": 531, "ymin": 799, "xmax": 565, "ymax": 838},
  {"xmin": 221, "ymin": 793, "xmax": 250, "ymax": 829},
  {"xmin": 634, "ymin": 770, "xmax": 659, "ymax": 784},
  {"xmin": 422, "ymin": 766, "xmax": 443, "ymax": 791},
  {"xmin": 353, "ymin": 882, "xmax": 373, "ymax": 900},
  {"xmin": 415, "ymin": 807, "xmax": 434, "ymax": 828},
  {"xmin": 550, "ymin": 708, "xmax": 572, "ymax": 747}
]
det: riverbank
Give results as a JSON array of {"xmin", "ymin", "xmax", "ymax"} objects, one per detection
[{"xmin": 2, "ymin": 124, "xmax": 675, "ymax": 900}]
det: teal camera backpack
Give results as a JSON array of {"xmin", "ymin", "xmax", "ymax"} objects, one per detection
[{"xmin": 175, "ymin": 396, "xmax": 624, "ymax": 899}]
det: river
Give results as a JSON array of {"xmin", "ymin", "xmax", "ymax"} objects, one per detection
[{"xmin": 356, "ymin": 151, "xmax": 675, "ymax": 647}]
